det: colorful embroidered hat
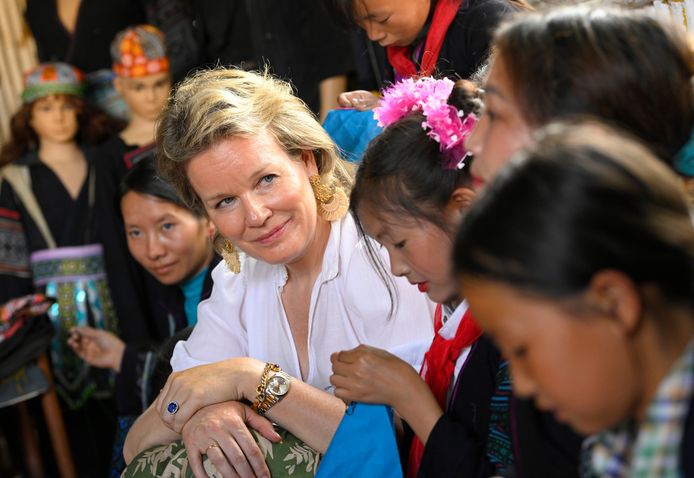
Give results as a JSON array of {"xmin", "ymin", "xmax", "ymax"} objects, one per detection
[
  {"xmin": 111, "ymin": 24, "xmax": 169, "ymax": 78},
  {"xmin": 21, "ymin": 62, "xmax": 85, "ymax": 104}
]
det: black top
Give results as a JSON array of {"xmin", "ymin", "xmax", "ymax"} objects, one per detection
[
  {"xmin": 0, "ymin": 150, "xmax": 91, "ymax": 301},
  {"xmin": 25, "ymin": 0, "xmax": 146, "ymax": 73},
  {"xmin": 0, "ymin": 148, "xmax": 156, "ymax": 387},
  {"xmin": 418, "ymin": 335, "xmax": 500, "ymax": 477},
  {"xmin": 116, "ymin": 256, "xmax": 220, "ymax": 415},
  {"xmin": 372, "ymin": 0, "xmax": 517, "ymax": 86},
  {"xmin": 416, "ymin": 335, "xmax": 583, "ymax": 478},
  {"xmin": 243, "ymin": 0, "xmax": 354, "ymax": 114},
  {"xmin": 513, "ymin": 398, "xmax": 584, "ymax": 478}
]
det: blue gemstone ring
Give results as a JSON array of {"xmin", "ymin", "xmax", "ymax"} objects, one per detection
[{"xmin": 167, "ymin": 401, "xmax": 180, "ymax": 415}]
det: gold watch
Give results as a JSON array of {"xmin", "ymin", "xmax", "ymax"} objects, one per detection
[{"xmin": 251, "ymin": 363, "xmax": 291, "ymax": 415}]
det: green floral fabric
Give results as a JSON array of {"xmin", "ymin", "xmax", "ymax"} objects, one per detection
[{"xmin": 122, "ymin": 428, "xmax": 321, "ymax": 477}]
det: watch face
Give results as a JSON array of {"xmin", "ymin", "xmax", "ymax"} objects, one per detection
[{"xmin": 266, "ymin": 374, "xmax": 290, "ymax": 396}]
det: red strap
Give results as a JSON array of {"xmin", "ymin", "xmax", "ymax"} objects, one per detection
[
  {"xmin": 407, "ymin": 305, "xmax": 482, "ymax": 477},
  {"xmin": 122, "ymin": 143, "xmax": 155, "ymax": 169},
  {"xmin": 386, "ymin": 0, "xmax": 462, "ymax": 78},
  {"xmin": 0, "ymin": 207, "xmax": 20, "ymax": 220}
]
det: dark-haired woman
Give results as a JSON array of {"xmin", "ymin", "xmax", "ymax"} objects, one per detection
[
  {"xmin": 455, "ymin": 120, "xmax": 694, "ymax": 477},
  {"xmin": 68, "ymin": 157, "xmax": 219, "ymax": 474},
  {"xmin": 466, "ymin": 5, "xmax": 694, "ymax": 190}
]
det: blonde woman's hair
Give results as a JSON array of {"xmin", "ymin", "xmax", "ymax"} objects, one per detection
[{"xmin": 156, "ymin": 67, "xmax": 354, "ymax": 215}]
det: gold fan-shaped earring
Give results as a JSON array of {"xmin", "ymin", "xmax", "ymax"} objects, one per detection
[
  {"xmin": 309, "ymin": 175, "xmax": 348, "ymax": 221},
  {"xmin": 221, "ymin": 239, "xmax": 241, "ymax": 274}
]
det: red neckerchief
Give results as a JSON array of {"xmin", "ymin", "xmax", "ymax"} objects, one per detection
[
  {"xmin": 407, "ymin": 303, "xmax": 483, "ymax": 478},
  {"xmin": 386, "ymin": 0, "xmax": 463, "ymax": 78}
]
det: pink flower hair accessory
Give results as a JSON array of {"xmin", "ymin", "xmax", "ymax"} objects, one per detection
[{"xmin": 373, "ymin": 77, "xmax": 477, "ymax": 170}]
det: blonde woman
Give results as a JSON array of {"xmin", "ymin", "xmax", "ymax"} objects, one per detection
[{"xmin": 124, "ymin": 68, "xmax": 434, "ymax": 476}]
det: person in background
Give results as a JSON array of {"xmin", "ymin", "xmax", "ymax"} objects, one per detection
[
  {"xmin": 69, "ymin": 156, "xmax": 218, "ymax": 476},
  {"xmin": 244, "ymin": 0, "xmax": 355, "ymax": 120},
  {"xmin": 324, "ymin": 0, "xmax": 530, "ymax": 110},
  {"xmin": 465, "ymin": 5, "xmax": 694, "ymax": 192},
  {"xmin": 0, "ymin": 62, "xmax": 124, "ymax": 477},
  {"xmin": 24, "ymin": 0, "xmax": 147, "ymax": 118},
  {"xmin": 455, "ymin": 120, "xmax": 694, "ymax": 477},
  {"xmin": 99, "ymin": 24, "xmax": 172, "ymax": 180}
]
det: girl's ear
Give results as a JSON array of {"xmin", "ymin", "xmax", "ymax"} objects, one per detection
[
  {"xmin": 444, "ymin": 187, "xmax": 476, "ymax": 222},
  {"xmin": 585, "ymin": 270, "xmax": 642, "ymax": 336}
]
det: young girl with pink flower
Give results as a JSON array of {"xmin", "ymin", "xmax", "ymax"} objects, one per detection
[{"xmin": 325, "ymin": 76, "xmax": 583, "ymax": 477}]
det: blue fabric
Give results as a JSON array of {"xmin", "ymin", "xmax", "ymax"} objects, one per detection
[
  {"xmin": 675, "ymin": 129, "xmax": 694, "ymax": 177},
  {"xmin": 180, "ymin": 267, "xmax": 207, "ymax": 326},
  {"xmin": 317, "ymin": 403, "xmax": 403, "ymax": 478},
  {"xmin": 322, "ymin": 109, "xmax": 383, "ymax": 163}
]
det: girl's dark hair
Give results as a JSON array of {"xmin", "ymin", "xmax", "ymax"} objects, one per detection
[
  {"xmin": 493, "ymin": 6, "xmax": 694, "ymax": 169},
  {"xmin": 350, "ymin": 80, "xmax": 480, "ymax": 307},
  {"xmin": 454, "ymin": 120, "xmax": 694, "ymax": 309},
  {"xmin": 120, "ymin": 156, "xmax": 201, "ymax": 216},
  {"xmin": 0, "ymin": 94, "xmax": 125, "ymax": 167},
  {"xmin": 324, "ymin": 0, "xmax": 532, "ymax": 29},
  {"xmin": 351, "ymin": 80, "xmax": 480, "ymax": 232}
]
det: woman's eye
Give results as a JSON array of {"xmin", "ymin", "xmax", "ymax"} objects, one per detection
[
  {"xmin": 128, "ymin": 230, "xmax": 141, "ymax": 238},
  {"xmin": 260, "ymin": 174, "xmax": 277, "ymax": 184},
  {"xmin": 393, "ymin": 240, "xmax": 406, "ymax": 250},
  {"xmin": 216, "ymin": 197, "xmax": 236, "ymax": 209},
  {"xmin": 162, "ymin": 222, "xmax": 174, "ymax": 231},
  {"xmin": 378, "ymin": 15, "xmax": 391, "ymax": 24}
]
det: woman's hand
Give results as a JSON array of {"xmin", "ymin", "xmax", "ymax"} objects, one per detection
[
  {"xmin": 337, "ymin": 90, "xmax": 380, "ymax": 111},
  {"xmin": 182, "ymin": 401, "xmax": 281, "ymax": 478},
  {"xmin": 156, "ymin": 357, "xmax": 266, "ymax": 433},
  {"xmin": 67, "ymin": 326, "xmax": 125, "ymax": 372},
  {"xmin": 330, "ymin": 345, "xmax": 422, "ymax": 409}
]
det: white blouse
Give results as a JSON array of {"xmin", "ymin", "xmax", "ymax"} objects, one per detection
[{"xmin": 171, "ymin": 214, "xmax": 436, "ymax": 392}]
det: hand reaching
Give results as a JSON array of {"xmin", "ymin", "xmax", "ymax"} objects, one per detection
[
  {"xmin": 330, "ymin": 344, "xmax": 422, "ymax": 409},
  {"xmin": 67, "ymin": 326, "xmax": 125, "ymax": 372},
  {"xmin": 337, "ymin": 90, "xmax": 380, "ymax": 111}
]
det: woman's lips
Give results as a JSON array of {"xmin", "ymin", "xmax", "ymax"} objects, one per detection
[
  {"xmin": 417, "ymin": 282, "xmax": 429, "ymax": 293},
  {"xmin": 255, "ymin": 219, "xmax": 290, "ymax": 244},
  {"xmin": 152, "ymin": 263, "xmax": 176, "ymax": 276},
  {"xmin": 471, "ymin": 174, "xmax": 486, "ymax": 191}
]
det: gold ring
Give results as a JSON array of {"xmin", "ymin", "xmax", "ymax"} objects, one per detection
[{"xmin": 206, "ymin": 441, "xmax": 220, "ymax": 452}]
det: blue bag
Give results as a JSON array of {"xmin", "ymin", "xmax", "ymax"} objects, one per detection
[
  {"xmin": 316, "ymin": 403, "xmax": 403, "ymax": 478},
  {"xmin": 322, "ymin": 109, "xmax": 383, "ymax": 163}
]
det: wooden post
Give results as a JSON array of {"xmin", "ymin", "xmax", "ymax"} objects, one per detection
[{"xmin": 36, "ymin": 354, "xmax": 77, "ymax": 478}]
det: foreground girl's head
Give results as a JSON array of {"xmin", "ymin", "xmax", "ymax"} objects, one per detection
[
  {"xmin": 466, "ymin": 6, "xmax": 694, "ymax": 188},
  {"xmin": 121, "ymin": 158, "xmax": 213, "ymax": 285},
  {"xmin": 455, "ymin": 121, "xmax": 694, "ymax": 435},
  {"xmin": 351, "ymin": 78, "xmax": 479, "ymax": 303}
]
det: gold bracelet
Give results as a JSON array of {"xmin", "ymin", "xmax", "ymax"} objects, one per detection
[{"xmin": 251, "ymin": 363, "xmax": 291, "ymax": 416}]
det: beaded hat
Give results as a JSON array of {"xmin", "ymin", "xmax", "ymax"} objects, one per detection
[
  {"xmin": 21, "ymin": 62, "xmax": 85, "ymax": 104},
  {"xmin": 111, "ymin": 25, "xmax": 169, "ymax": 78}
]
